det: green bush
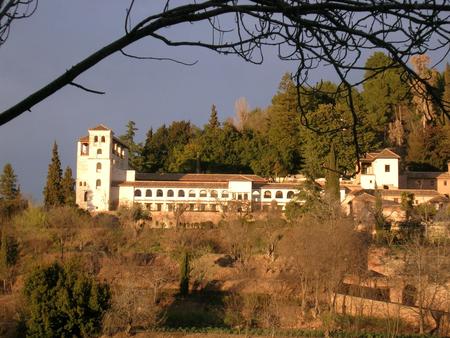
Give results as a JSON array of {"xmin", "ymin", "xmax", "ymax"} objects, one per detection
[{"xmin": 23, "ymin": 261, "xmax": 110, "ymax": 337}]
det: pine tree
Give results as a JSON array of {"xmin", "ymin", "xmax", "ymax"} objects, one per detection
[
  {"xmin": 61, "ymin": 166, "xmax": 75, "ymax": 206},
  {"xmin": 208, "ymin": 104, "xmax": 220, "ymax": 129},
  {"xmin": 43, "ymin": 142, "xmax": 63, "ymax": 208},
  {"xmin": 0, "ymin": 163, "xmax": 19, "ymax": 200}
]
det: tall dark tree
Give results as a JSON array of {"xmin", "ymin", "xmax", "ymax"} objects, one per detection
[
  {"xmin": 325, "ymin": 143, "xmax": 340, "ymax": 202},
  {"xmin": 266, "ymin": 73, "xmax": 302, "ymax": 176},
  {"xmin": 43, "ymin": 142, "xmax": 63, "ymax": 208},
  {"xmin": 362, "ymin": 52, "xmax": 410, "ymax": 145},
  {"xmin": 207, "ymin": 104, "xmax": 220, "ymax": 129},
  {"xmin": 443, "ymin": 63, "xmax": 450, "ymax": 120},
  {"xmin": 0, "ymin": 163, "xmax": 19, "ymax": 200},
  {"xmin": 61, "ymin": 166, "xmax": 75, "ymax": 206},
  {"xmin": 120, "ymin": 120, "xmax": 144, "ymax": 171}
]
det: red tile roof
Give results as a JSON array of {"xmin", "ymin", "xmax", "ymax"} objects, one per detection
[
  {"xmin": 89, "ymin": 124, "xmax": 110, "ymax": 131},
  {"xmin": 115, "ymin": 181, "xmax": 228, "ymax": 189},
  {"xmin": 361, "ymin": 148, "xmax": 401, "ymax": 162},
  {"xmin": 79, "ymin": 135, "xmax": 89, "ymax": 142},
  {"xmin": 135, "ymin": 173, "xmax": 266, "ymax": 183}
]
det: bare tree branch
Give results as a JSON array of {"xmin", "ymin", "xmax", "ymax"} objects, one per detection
[{"xmin": 1, "ymin": 0, "xmax": 449, "ymax": 129}]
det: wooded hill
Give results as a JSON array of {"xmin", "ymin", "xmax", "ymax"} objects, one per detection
[{"xmin": 120, "ymin": 53, "xmax": 450, "ymax": 179}]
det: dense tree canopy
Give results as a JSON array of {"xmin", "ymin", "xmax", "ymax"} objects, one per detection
[
  {"xmin": 119, "ymin": 56, "xmax": 450, "ymax": 179},
  {"xmin": 24, "ymin": 261, "xmax": 110, "ymax": 337}
]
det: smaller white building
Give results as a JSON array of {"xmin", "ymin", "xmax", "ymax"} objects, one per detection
[{"xmin": 357, "ymin": 149, "xmax": 400, "ymax": 190}]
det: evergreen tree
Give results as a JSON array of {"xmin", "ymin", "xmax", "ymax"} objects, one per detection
[
  {"xmin": 24, "ymin": 261, "xmax": 110, "ymax": 337},
  {"xmin": 120, "ymin": 120, "xmax": 144, "ymax": 171},
  {"xmin": 179, "ymin": 251, "xmax": 190, "ymax": 297},
  {"xmin": 43, "ymin": 142, "xmax": 63, "ymax": 208},
  {"xmin": 362, "ymin": 52, "xmax": 410, "ymax": 145},
  {"xmin": 208, "ymin": 104, "xmax": 220, "ymax": 129},
  {"xmin": 325, "ymin": 143, "xmax": 340, "ymax": 201},
  {"xmin": 443, "ymin": 63, "xmax": 450, "ymax": 119},
  {"xmin": 0, "ymin": 163, "xmax": 19, "ymax": 200},
  {"xmin": 61, "ymin": 166, "xmax": 75, "ymax": 206},
  {"xmin": 266, "ymin": 73, "xmax": 303, "ymax": 176}
]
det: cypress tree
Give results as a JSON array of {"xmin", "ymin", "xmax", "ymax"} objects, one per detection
[
  {"xmin": 179, "ymin": 251, "xmax": 190, "ymax": 296},
  {"xmin": 325, "ymin": 143, "xmax": 340, "ymax": 202},
  {"xmin": 43, "ymin": 142, "xmax": 63, "ymax": 208},
  {"xmin": 0, "ymin": 163, "xmax": 19, "ymax": 200},
  {"xmin": 443, "ymin": 63, "xmax": 450, "ymax": 118},
  {"xmin": 61, "ymin": 166, "xmax": 75, "ymax": 206}
]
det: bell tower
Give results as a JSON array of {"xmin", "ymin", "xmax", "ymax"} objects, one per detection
[{"xmin": 76, "ymin": 124, "xmax": 129, "ymax": 211}]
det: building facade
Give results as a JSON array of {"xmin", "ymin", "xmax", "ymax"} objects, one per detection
[{"xmin": 76, "ymin": 125, "xmax": 299, "ymax": 212}]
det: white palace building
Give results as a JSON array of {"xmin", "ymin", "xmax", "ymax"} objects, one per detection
[{"xmin": 76, "ymin": 125, "xmax": 299, "ymax": 213}]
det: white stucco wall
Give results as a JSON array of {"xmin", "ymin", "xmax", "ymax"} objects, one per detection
[{"xmin": 372, "ymin": 158, "xmax": 399, "ymax": 188}]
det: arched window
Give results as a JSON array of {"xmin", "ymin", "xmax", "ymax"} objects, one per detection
[
  {"xmin": 134, "ymin": 189, "xmax": 142, "ymax": 197},
  {"xmin": 199, "ymin": 190, "xmax": 207, "ymax": 197},
  {"xmin": 275, "ymin": 191, "xmax": 283, "ymax": 199},
  {"xmin": 84, "ymin": 191, "xmax": 89, "ymax": 202},
  {"xmin": 97, "ymin": 148, "xmax": 102, "ymax": 155},
  {"xmin": 146, "ymin": 189, "xmax": 152, "ymax": 197},
  {"xmin": 287, "ymin": 191, "xmax": 295, "ymax": 199},
  {"xmin": 96, "ymin": 162, "xmax": 102, "ymax": 172},
  {"xmin": 222, "ymin": 190, "xmax": 229, "ymax": 198},
  {"xmin": 189, "ymin": 190, "xmax": 196, "ymax": 198},
  {"xmin": 178, "ymin": 190, "xmax": 185, "ymax": 197},
  {"xmin": 96, "ymin": 179, "xmax": 101, "ymax": 188},
  {"xmin": 167, "ymin": 190, "xmax": 174, "ymax": 197},
  {"xmin": 211, "ymin": 190, "xmax": 218, "ymax": 198},
  {"xmin": 79, "ymin": 181, "xmax": 82, "ymax": 186},
  {"xmin": 101, "ymin": 136, "xmax": 106, "ymax": 143},
  {"xmin": 94, "ymin": 136, "xmax": 98, "ymax": 143},
  {"xmin": 156, "ymin": 189, "xmax": 163, "ymax": 197},
  {"xmin": 264, "ymin": 191, "xmax": 271, "ymax": 198}
]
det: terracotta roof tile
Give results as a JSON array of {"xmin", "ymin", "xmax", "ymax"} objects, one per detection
[
  {"xmin": 135, "ymin": 173, "xmax": 266, "ymax": 183},
  {"xmin": 89, "ymin": 124, "xmax": 110, "ymax": 131},
  {"xmin": 116, "ymin": 181, "xmax": 228, "ymax": 189},
  {"xmin": 79, "ymin": 135, "xmax": 89, "ymax": 142}
]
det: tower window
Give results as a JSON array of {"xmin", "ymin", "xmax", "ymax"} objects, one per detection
[
  {"xmin": 96, "ymin": 179, "xmax": 101, "ymax": 188},
  {"xmin": 84, "ymin": 191, "xmax": 88, "ymax": 202},
  {"xmin": 96, "ymin": 162, "xmax": 102, "ymax": 172},
  {"xmin": 385, "ymin": 164, "xmax": 390, "ymax": 172},
  {"xmin": 97, "ymin": 149, "xmax": 102, "ymax": 155},
  {"xmin": 94, "ymin": 136, "xmax": 98, "ymax": 143},
  {"xmin": 101, "ymin": 136, "xmax": 106, "ymax": 143}
]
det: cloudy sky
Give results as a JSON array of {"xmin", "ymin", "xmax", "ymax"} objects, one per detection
[{"xmin": 0, "ymin": 1, "xmax": 446, "ymax": 201}]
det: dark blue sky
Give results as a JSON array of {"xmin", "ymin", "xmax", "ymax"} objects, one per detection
[{"xmin": 0, "ymin": 1, "xmax": 446, "ymax": 201}]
